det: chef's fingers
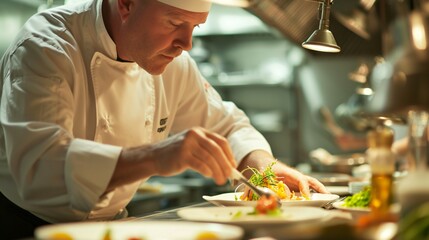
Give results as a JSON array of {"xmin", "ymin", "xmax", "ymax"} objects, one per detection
[
  {"xmin": 188, "ymin": 128, "xmax": 233, "ymax": 184},
  {"xmin": 196, "ymin": 131, "xmax": 234, "ymax": 184},
  {"xmin": 186, "ymin": 154, "xmax": 213, "ymax": 177},
  {"xmin": 203, "ymin": 130, "xmax": 236, "ymax": 169},
  {"xmin": 307, "ymin": 176, "xmax": 330, "ymax": 194},
  {"xmin": 297, "ymin": 175, "xmax": 329, "ymax": 198},
  {"xmin": 190, "ymin": 145, "xmax": 226, "ymax": 184},
  {"xmin": 298, "ymin": 178, "xmax": 311, "ymax": 199},
  {"xmin": 297, "ymin": 176, "xmax": 329, "ymax": 197}
]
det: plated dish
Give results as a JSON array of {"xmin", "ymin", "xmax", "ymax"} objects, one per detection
[
  {"xmin": 177, "ymin": 206, "xmax": 331, "ymax": 226},
  {"xmin": 332, "ymin": 201, "xmax": 401, "ymax": 214},
  {"xmin": 332, "ymin": 201, "xmax": 371, "ymax": 219},
  {"xmin": 332, "ymin": 201, "xmax": 370, "ymax": 213},
  {"xmin": 203, "ymin": 192, "xmax": 339, "ymax": 207},
  {"xmin": 35, "ymin": 221, "xmax": 244, "ymax": 240}
]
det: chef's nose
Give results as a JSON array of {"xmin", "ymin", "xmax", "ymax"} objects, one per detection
[{"xmin": 173, "ymin": 28, "xmax": 193, "ymax": 51}]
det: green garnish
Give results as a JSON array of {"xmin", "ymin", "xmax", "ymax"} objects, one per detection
[
  {"xmin": 248, "ymin": 208, "xmax": 282, "ymax": 216},
  {"xmin": 343, "ymin": 186, "xmax": 371, "ymax": 208},
  {"xmin": 244, "ymin": 161, "xmax": 279, "ymax": 201},
  {"xmin": 232, "ymin": 210, "xmax": 243, "ymax": 219}
]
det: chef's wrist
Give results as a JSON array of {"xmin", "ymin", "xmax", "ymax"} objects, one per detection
[{"xmin": 237, "ymin": 150, "xmax": 275, "ymax": 175}]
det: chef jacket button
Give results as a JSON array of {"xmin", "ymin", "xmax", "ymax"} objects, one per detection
[
  {"xmin": 145, "ymin": 120, "xmax": 150, "ymax": 126},
  {"xmin": 95, "ymin": 58, "xmax": 102, "ymax": 65}
]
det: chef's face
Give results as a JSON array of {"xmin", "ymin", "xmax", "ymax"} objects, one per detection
[{"xmin": 116, "ymin": 0, "xmax": 208, "ymax": 75}]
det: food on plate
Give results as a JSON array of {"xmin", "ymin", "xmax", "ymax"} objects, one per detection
[
  {"xmin": 343, "ymin": 186, "xmax": 371, "ymax": 208},
  {"xmin": 252, "ymin": 195, "xmax": 282, "ymax": 216},
  {"xmin": 233, "ymin": 194, "xmax": 282, "ymax": 219},
  {"xmin": 48, "ymin": 232, "xmax": 73, "ymax": 240},
  {"xmin": 48, "ymin": 229, "xmax": 146, "ymax": 240},
  {"xmin": 103, "ymin": 229, "xmax": 111, "ymax": 240},
  {"xmin": 102, "ymin": 228, "xmax": 146, "ymax": 240},
  {"xmin": 238, "ymin": 161, "xmax": 308, "ymax": 201},
  {"xmin": 194, "ymin": 231, "xmax": 220, "ymax": 240}
]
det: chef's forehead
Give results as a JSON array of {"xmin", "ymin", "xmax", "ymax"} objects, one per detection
[{"xmin": 157, "ymin": 0, "xmax": 212, "ymax": 12}]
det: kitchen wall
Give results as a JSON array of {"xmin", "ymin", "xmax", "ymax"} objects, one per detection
[
  {"xmin": 195, "ymin": 4, "xmax": 375, "ymax": 166},
  {"xmin": 298, "ymin": 56, "xmax": 371, "ymax": 158},
  {"xmin": 0, "ymin": 1, "xmax": 38, "ymax": 56},
  {"xmin": 190, "ymin": 25, "xmax": 302, "ymax": 161}
]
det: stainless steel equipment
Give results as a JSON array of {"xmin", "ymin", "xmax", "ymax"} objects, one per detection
[
  {"xmin": 240, "ymin": 0, "xmax": 382, "ymax": 56},
  {"xmin": 364, "ymin": 1, "xmax": 429, "ymax": 167}
]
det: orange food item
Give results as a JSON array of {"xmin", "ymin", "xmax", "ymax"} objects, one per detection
[
  {"xmin": 255, "ymin": 195, "xmax": 280, "ymax": 215},
  {"xmin": 49, "ymin": 232, "xmax": 73, "ymax": 240},
  {"xmin": 195, "ymin": 231, "xmax": 220, "ymax": 240}
]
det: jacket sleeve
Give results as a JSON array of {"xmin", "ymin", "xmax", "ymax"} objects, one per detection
[
  {"xmin": 168, "ymin": 53, "xmax": 272, "ymax": 165},
  {"xmin": 0, "ymin": 32, "xmax": 121, "ymax": 218}
]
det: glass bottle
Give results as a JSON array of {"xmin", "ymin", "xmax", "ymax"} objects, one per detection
[{"xmin": 367, "ymin": 125, "xmax": 395, "ymax": 217}]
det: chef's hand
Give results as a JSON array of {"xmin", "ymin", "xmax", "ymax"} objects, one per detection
[
  {"xmin": 151, "ymin": 127, "xmax": 236, "ymax": 184},
  {"xmin": 238, "ymin": 150, "xmax": 329, "ymax": 198},
  {"xmin": 110, "ymin": 127, "xmax": 236, "ymax": 190},
  {"xmin": 271, "ymin": 162, "xmax": 329, "ymax": 198}
]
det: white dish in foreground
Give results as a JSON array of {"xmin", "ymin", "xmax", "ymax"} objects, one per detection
[
  {"xmin": 35, "ymin": 221, "xmax": 243, "ymax": 240},
  {"xmin": 203, "ymin": 192, "xmax": 339, "ymax": 207},
  {"xmin": 325, "ymin": 186, "xmax": 350, "ymax": 196},
  {"xmin": 178, "ymin": 206, "xmax": 331, "ymax": 226},
  {"xmin": 332, "ymin": 201, "xmax": 370, "ymax": 213}
]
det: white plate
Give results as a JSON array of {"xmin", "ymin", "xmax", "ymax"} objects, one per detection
[
  {"xmin": 332, "ymin": 201, "xmax": 401, "ymax": 218},
  {"xmin": 203, "ymin": 192, "xmax": 339, "ymax": 207},
  {"xmin": 325, "ymin": 186, "xmax": 350, "ymax": 196},
  {"xmin": 332, "ymin": 201, "xmax": 370, "ymax": 213},
  {"xmin": 178, "ymin": 206, "xmax": 331, "ymax": 226},
  {"xmin": 35, "ymin": 221, "xmax": 244, "ymax": 240}
]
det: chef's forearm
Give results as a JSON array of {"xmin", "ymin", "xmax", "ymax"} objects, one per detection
[{"xmin": 107, "ymin": 146, "xmax": 157, "ymax": 191}]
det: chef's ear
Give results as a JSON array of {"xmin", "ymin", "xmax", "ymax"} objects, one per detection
[{"xmin": 117, "ymin": 0, "xmax": 134, "ymax": 22}]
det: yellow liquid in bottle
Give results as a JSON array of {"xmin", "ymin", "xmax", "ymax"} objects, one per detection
[{"xmin": 370, "ymin": 173, "xmax": 394, "ymax": 215}]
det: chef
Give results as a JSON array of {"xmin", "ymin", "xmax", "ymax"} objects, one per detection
[{"xmin": 0, "ymin": 0, "xmax": 328, "ymax": 238}]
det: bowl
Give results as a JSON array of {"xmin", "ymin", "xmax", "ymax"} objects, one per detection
[{"xmin": 310, "ymin": 153, "xmax": 367, "ymax": 175}]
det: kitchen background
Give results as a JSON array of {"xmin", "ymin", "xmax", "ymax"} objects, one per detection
[{"xmin": 0, "ymin": 0, "xmax": 408, "ymax": 215}]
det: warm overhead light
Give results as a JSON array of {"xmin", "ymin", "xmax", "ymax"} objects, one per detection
[
  {"xmin": 302, "ymin": 29, "xmax": 341, "ymax": 52},
  {"xmin": 302, "ymin": 0, "xmax": 341, "ymax": 53}
]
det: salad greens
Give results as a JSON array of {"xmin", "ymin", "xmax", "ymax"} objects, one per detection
[
  {"xmin": 343, "ymin": 186, "xmax": 371, "ymax": 208},
  {"xmin": 243, "ymin": 161, "xmax": 282, "ymax": 201}
]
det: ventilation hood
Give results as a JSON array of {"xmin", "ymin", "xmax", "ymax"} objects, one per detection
[{"xmin": 244, "ymin": 0, "xmax": 383, "ymax": 56}]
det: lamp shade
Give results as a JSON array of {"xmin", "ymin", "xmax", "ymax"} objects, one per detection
[
  {"xmin": 335, "ymin": 9, "xmax": 371, "ymax": 40},
  {"xmin": 334, "ymin": 0, "xmax": 378, "ymax": 41},
  {"xmin": 302, "ymin": 29, "xmax": 341, "ymax": 53}
]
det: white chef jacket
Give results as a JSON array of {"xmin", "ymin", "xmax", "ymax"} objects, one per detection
[{"xmin": 0, "ymin": 0, "xmax": 271, "ymax": 223}]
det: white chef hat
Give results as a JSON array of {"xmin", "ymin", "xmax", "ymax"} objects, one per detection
[{"xmin": 157, "ymin": 0, "xmax": 212, "ymax": 12}]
